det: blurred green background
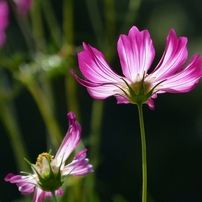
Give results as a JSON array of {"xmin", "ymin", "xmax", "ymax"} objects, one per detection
[{"xmin": 1, "ymin": 0, "xmax": 202, "ymax": 201}]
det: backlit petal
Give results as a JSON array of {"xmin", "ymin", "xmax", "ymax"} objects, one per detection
[
  {"xmin": 71, "ymin": 70, "xmax": 126, "ymax": 99},
  {"xmin": 62, "ymin": 149, "xmax": 93, "ymax": 176},
  {"xmin": 118, "ymin": 26, "xmax": 155, "ymax": 81},
  {"xmin": 149, "ymin": 29, "xmax": 188, "ymax": 81},
  {"xmin": 55, "ymin": 112, "xmax": 81, "ymax": 164},
  {"xmin": 78, "ymin": 43, "xmax": 123, "ymax": 83},
  {"xmin": 155, "ymin": 54, "xmax": 202, "ymax": 93}
]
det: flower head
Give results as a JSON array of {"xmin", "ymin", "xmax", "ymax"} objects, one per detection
[
  {"xmin": 0, "ymin": 1, "xmax": 9, "ymax": 47},
  {"xmin": 71, "ymin": 26, "xmax": 202, "ymax": 109},
  {"xmin": 5, "ymin": 112, "xmax": 93, "ymax": 202}
]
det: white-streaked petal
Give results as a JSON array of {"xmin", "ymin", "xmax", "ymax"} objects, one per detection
[
  {"xmin": 55, "ymin": 112, "xmax": 81, "ymax": 164},
  {"xmin": 148, "ymin": 29, "xmax": 188, "ymax": 81},
  {"xmin": 71, "ymin": 70, "xmax": 128, "ymax": 100},
  {"xmin": 153, "ymin": 54, "xmax": 202, "ymax": 93},
  {"xmin": 62, "ymin": 149, "xmax": 93, "ymax": 176},
  {"xmin": 118, "ymin": 26, "xmax": 155, "ymax": 81},
  {"xmin": 32, "ymin": 187, "xmax": 46, "ymax": 202},
  {"xmin": 78, "ymin": 43, "xmax": 123, "ymax": 83}
]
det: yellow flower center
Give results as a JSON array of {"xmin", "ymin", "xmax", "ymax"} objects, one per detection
[{"xmin": 36, "ymin": 152, "xmax": 54, "ymax": 167}]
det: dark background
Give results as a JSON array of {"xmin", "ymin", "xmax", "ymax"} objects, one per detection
[{"xmin": 1, "ymin": 0, "xmax": 202, "ymax": 201}]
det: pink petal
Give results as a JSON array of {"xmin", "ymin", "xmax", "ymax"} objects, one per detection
[
  {"xmin": 20, "ymin": 184, "xmax": 35, "ymax": 194},
  {"xmin": 149, "ymin": 29, "xmax": 188, "ymax": 81},
  {"xmin": 0, "ymin": 1, "xmax": 9, "ymax": 47},
  {"xmin": 78, "ymin": 43, "xmax": 122, "ymax": 83},
  {"xmin": 146, "ymin": 98, "xmax": 155, "ymax": 110},
  {"xmin": 55, "ymin": 188, "xmax": 63, "ymax": 195},
  {"xmin": 62, "ymin": 149, "xmax": 93, "ymax": 176},
  {"xmin": 5, "ymin": 173, "xmax": 35, "ymax": 194},
  {"xmin": 0, "ymin": 1, "xmax": 9, "ymax": 29},
  {"xmin": 5, "ymin": 173, "xmax": 35, "ymax": 184},
  {"xmin": 115, "ymin": 95, "xmax": 130, "ymax": 104},
  {"xmin": 155, "ymin": 54, "xmax": 202, "ymax": 93},
  {"xmin": 32, "ymin": 188, "xmax": 46, "ymax": 202},
  {"xmin": 118, "ymin": 26, "xmax": 155, "ymax": 82},
  {"xmin": 32, "ymin": 187, "xmax": 63, "ymax": 202},
  {"xmin": 55, "ymin": 112, "xmax": 81, "ymax": 163},
  {"xmin": 70, "ymin": 70, "xmax": 126, "ymax": 100}
]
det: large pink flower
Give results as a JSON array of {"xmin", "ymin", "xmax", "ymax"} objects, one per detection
[
  {"xmin": 71, "ymin": 26, "xmax": 202, "ymax": 109},
  {"xmin": 5, "ymin": 112, "xmax": 93, "ymax": 202},
  {"xmin": 0, "ymin": 1, "xmax": 9, "ymax": 47}
]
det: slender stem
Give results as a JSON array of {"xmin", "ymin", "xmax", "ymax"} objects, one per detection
[
  {"xmin": 25, "ymin": 80, "xmax": 62, "ymax": 148},
  {"xmin": 40, "ymin": 0, "xmax": 62, "ymax": 49},
  {"xmin": 30, "ymin": 0, "xmax": 46, "ymax": 51},
  {"xmin": 104, "ymin": 0, "xmax": 115, "ymax": 45},
  {"xmin": 52, "ymin": 191, "xmax": 57, "ymax": 202},
  {"xmin": 85, "ymin": 0, "xmax": 105, "ymax": 49},
  {"xmin": 8, "ymin": 0, "xmax": 34, "ymax": 51},
  {"xmin": 0, "ymin": 69, "xmax": 29, "ymax": 171},
  {"xmin": 85, "ymin": 100, "xmax": 104, "ymax": 202},
  {"xmin": 105, "ymin": 0, "xmax": 142, "ymax": 61},
  {"xmin": 63, "ymin": 0, "xmax": 81, "ymax": 121},
  {"xmin": 63, "ymin": 0, "xmax": 73, "ymax": 46},
  {"xmin": 137, "ymin": 104, "xmax": 147, "ymax": 202},
  {"xmin": 0, "ymin": 100, "xmax": 30, "ymax": 171}
]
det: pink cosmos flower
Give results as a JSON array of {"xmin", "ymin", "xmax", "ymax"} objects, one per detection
[
  {"xmin": 70, "ymin": 26, "xmax": 202, "ymax": 109},
  {"xmin": 5, "ymin": 112, "xmax": 93, "ymax": 202},
  {"xmin": 0, "ymin": 1, "xmax": 9, "ymax": 47},
  {"xmin": 13, "ymin": 0, "xmax": 33, "ymax": 16}
]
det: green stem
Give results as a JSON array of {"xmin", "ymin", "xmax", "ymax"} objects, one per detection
[
  {"xmin": 63, "ymin": 0, "xmax": 80, "ymax": 121},
  {"xmin": 30, "ymin": 0, "xmax": 46, "ymax": 51},
  {"xmin": 63, "ymin": 0, "xmax": 73, "ymax": 46},
  {"xmin": 0, "ymin": 100, "xmax": 29, "ymax": 171},
  {"xmin": 40, "ymin": 0, "xmax": 62, "ymax": 49},
  {"xmin": 65, "ymin": 68, "xmax": 80, "ymax": 120},
  {"xmin": 8, "ymin": 0, "xmax": 34, "ymax": 51},
  {"xmin": 85, "ymin": 0, "xmax": 105, "ymax": 49},
  {"xmin": 25, "ymin": 80, "xmax": 62, "ymax": 148},
  {"xmin": 105, "ymin": 0, "xmax": 142, "ymax": 61},
  {"xmin": 85, "ymin": 100, "xmax": 104, "ymax": 202},
  {"xmin": 52, "ymin": 191, "xmax": 58, "ymax": 202},
  {"xmin": 137, "ymin": 104, "xmax": 147, "ymax": 202},
  {"xmin": 104, "ymin": 0, "xmax": 115, "ymax": 45}
]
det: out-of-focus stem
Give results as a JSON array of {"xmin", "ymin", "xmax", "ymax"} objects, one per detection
[
  {"xmin": 8, "ymin": 0, "xmax": 34, "ymax": 51},
  {"xmin": 40, "ymin": 0, "xmax": 62, "ymax": 49},
  {"xmin": 85, "ymin": 0, "xmax": 105, "ymax": 49},
  {"xmin": 119, "ymin": 0, "xmax": 142, "ymax": 34},
  {"xmin": 65, "ymin": 65, "xmax": 81, "ymax": 121},
  {"xmin": 30, "ymin": 0, "xmax": 46, "ymax": 51},
  {"xmin": 105, "ymin": 0, "xmax": 142, "ymax": 61},
  {"xmin": 52, "ymin": 191, "xmax": 58, "ymax": 202},
  {"xmin": 104, "ymin": 0, "xmax": 116, "ymax": 45},
  {"xmin": 89, "ymin": 100, "xmax": 104, "ymax": 168},
  {"xmin": 0, "ymin": 98, "xmax": 29, "ymax": 171},
  {"xmin": 63, "ymin": 0, "xmax": 80, "ymax": 121},
  {"xmin": 84, "ymin": 100, "xmax": 104, "ymax": 202},
  {"xmin": 63, "ymin": 1, "xmax": 83, "ymax": 201},
  {"xmin": 63, "ymin": 0, "xmax": 73, "ymax": 46},
  {"xmin": 25, "ymin": 80, "xmax": 62, "ymax": 148}
]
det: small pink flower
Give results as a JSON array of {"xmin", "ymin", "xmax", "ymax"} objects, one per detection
[
  {"xmin": 13, "ymin": 0, "xmax": 33, "ymax": 16},
  {"xmin": 71, "ymin": 26, "xmax": 202, "ymax": 109},
  {"xmin": 5, "ymin": 112, "xmax": 93, "ymax": 202},
  {"xmin": 0, "ymin": 1, "xmax": 9, "ymax": 47}
]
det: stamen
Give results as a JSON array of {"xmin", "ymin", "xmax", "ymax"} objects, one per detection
[{"xmin": 36, "ymin": 152, "xmax": 54, "ymax": 167}]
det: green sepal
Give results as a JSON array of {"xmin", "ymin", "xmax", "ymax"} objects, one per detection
[{"xmin": 24, "ymin": 152, "xmax": 64, "ymax": 192}]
